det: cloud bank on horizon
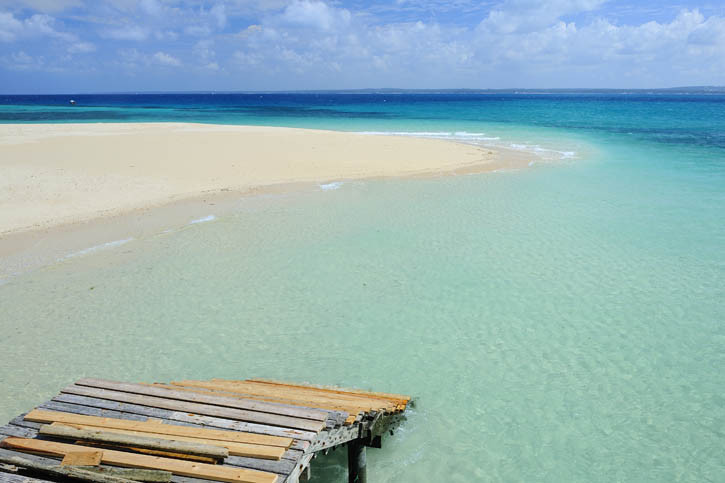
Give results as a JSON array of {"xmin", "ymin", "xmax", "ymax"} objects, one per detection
[{"xmin": 0, "ymin": 0, "xmax": 723, "ymax": 93}]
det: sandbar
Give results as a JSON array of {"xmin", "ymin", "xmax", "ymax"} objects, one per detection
[{"xmin": 0, "ymin": 122, "xmax": 533, "ymax": 277}]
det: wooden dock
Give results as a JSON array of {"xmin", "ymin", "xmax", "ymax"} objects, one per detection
[{"xmin": 0, "ymin": 378, "xmax": 411, "ymax": 483}]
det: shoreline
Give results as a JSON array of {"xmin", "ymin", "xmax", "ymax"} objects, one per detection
[{"xmin": 0, "ymin": 122, "xmax": 537, "ymax": 279}]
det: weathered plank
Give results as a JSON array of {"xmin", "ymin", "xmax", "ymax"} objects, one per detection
[
  {"xmin": 0, "ymin": 454, "xmax": 135, "ymax": 483},
  {"xmin": 282, "ymin": 452, "xmax": 314, "ymax": 483},
  {"xmin": 1, "ymin": 438, "xmax": 278, "ymax": 483},
  {"xmin": 61, "ymin": 386, "xmax": 324, "ymax": 433},
  {"xmin": 173, "ymin": 382, "xmax": 374, "ymax": 416},
  {"xmin": 48, "ymin": 423, "xmax": 284, "ymax": 460},
  {"xmin": 208, "ymin": 381, "xmax": 398, "ymax": 411},
  {"xmin": 25, "ymin": 411, "xmax": 291, "ymax": 449},
  {"xmin": 168, "ymin": 413, "xmax": 316, "ymax": 444},
  {"xmin": 72, "ymin": 467, "xmax": 172, "ymax": 482},
  {"xmin": 75, "ymin": 380, "xmax": 330, "ymax": 423},
  {"xmin": 0, "ymin": 428, "xmax": 35, "ymax": 440},
  {"xmin": 0, "ymin": 471, "xmax": 48, "ymax": 483},
  {"xmin": 47, "ymin": 395, "xmax": 172, "ymax": 420},
  {"xmin": 7, "ymin": 419, "xmax": 39, "ymax": 432},
  {"xmin": 248, "ymin": 380, "xmax": 411, "ymax": 406},
  {"xmin": 40, "ymin": 425, "xmax": 230, "ymax": 460},
  {"xmin": 307, "ymin": 425, "xmax": 360, "ymax": 453},
  {"xmin": 224, "ymin": 456, "xmax": 296, "ymax": 476}
]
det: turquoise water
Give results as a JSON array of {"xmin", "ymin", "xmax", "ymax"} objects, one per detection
[{"xmin": 1, "ymin": 94, "xmax": 724, "ymax": 481}]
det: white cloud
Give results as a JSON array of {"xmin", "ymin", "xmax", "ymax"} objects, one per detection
[
  {"xmin": 0, "ymin": 11, "xmax": 22, "ymax": 42},
  {"xmin": 0, "ymin": 49, "xmax": 45, "ymax": 70},
  {"xmin": 0, "ymin": 11, "xmax": 77, "ymax": 42},
  {"xmin": 210, "ymin": 3, "xmax": 227, "ymax": 29},
  {"xmin": 152, "ymin": 51, "xmax": 180, "ymax": 66},
  {"xmin": 478, "ymin": 0, "xmax": 606, "ymax": 34},
  {"xmin": 276, "ymin": 0, "xmax": 351, "ymax": 31},
  {"xmin": 68, "ymin": 41, "xmax": 95, "ymax": 53},
  {"xmin": 139, "ymin": 0, "xmax": 162, "ymax": 17},
  {"xmin": 104, "ymin": 25, "xmax": 148, "ymax": 41}
]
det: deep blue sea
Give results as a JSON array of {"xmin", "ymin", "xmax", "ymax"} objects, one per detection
[{"xmin": 1, "ymin": 92, "xmax": 724, "ymax": 482}]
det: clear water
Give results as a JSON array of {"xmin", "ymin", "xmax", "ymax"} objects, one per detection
[{"xmin": 1, "ymin": 93, "xmax": 724, "ymax": 482}]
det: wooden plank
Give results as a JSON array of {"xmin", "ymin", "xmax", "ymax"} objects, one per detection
[
  {"xmin": 178, "ymin": 381, "xmax": 388, "ymax": 411},
  {"xmin": 151, "ymin": 386, "xmax": 350, "ymax": 427},
  {"xmin": 167, "ymin": 413, "xmax": 315, "ymax": 444},
  {"xmin": 224, "ymin": 457, "xmax": 295, "ymax": 477},
  {"xmin": 40, "ymin": 425, "xmax": 229, "ymax": 460},
  {"xmin": 171, "ymin": 382, "xmax": 372, "ymax": 416},
  {"xmin": 282, "ymin": 452, "xmax": 314, "ymax": 483},
  {"xmin": 61, "ymin": 386, "xmax": 324, "ymax": 433},
  {"xmin": 25, "ymin": 411, "xmax": 292, "ymax": 449},
  {"xmin": 49, "ymin": 424, "xmax": 284, "ymax": 460},
  {"xmin": 1, "ymin": 438, "xmax": 278, "ymax": 483},
  {"xmin": 215, "ymin": 381, "xmax": 400, "ymax": 410},
  {"xmin": 74, "ymin": 380, "xmax": 330, "ymax": 423},
  {"xmin": 76, "ymin": 444, "xmax": 217, "ymax": 464},
  {"xmin": 0, "ymin": 471, "xmax": 48, "ymax": 483},
  {"xmin": 47, "ymin": 395, "xmax": 171, "ymax": 420},
  {"xmin": 0, "ymin": 453, "xmax": 134, "ymax": 483},
  {"xmin": 61, "ymin": 451, "xmax": 103, "ymax": 466},
  {"xmin": 73, "ymin": 467, "xmax": 172, "ymax": 482},
  {"xmin": 247, "ymin": 380, "xmax": 411, "ymax": 406},
  {"xmin": 0, "ymin": 428, "xmax": 35, "ymax": 440}
]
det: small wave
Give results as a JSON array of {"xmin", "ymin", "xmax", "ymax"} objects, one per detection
[
  {"xmin": 357, "ymin": 131, "xmax": 501, "ymax": 141},
  {"xmin": 357, "ymin": 131, "xmax": 453, "ymax": 137},
  {"xmin": 189, "ymin": 215, "xmax": 216, "ymax": 224},
  {"xmin": 320, "ymin": 181, "xmax": 344, "ymax": 191},
  {"xmin": 62, "ymin": 238, "xmax": 134, "ymax": 260},
  {"xmin": 509, "ymin": 143, "xmax": 577, "ymax": 160}
]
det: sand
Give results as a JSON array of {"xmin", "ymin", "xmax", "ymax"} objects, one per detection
[{"xmin": 0, "ymin": 122, "xmax": 533, "ymax": 278}]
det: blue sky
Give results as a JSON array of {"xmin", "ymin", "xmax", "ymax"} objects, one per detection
[{"xmin": 1, "ymin": 0, "xmax": 724, "ymax": 93}]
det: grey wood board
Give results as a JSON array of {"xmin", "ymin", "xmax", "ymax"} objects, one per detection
[
  {"xmin": 61, "ymin": 386, "xmax": 324, "ymax": 433},
  {"xmin": 39, "ymin": 402, "xmax": 148, "ymax": 422},
  {"xmin": 0, "ymin": 427, "xmax": 36, "ymax": 439},
  {"xmin": 282, "ymin": 452, "xmax": 314, "ymax": 483},
  {"xmin": 75, "ymin": 380, "xmax": 332, "ymax": 424},
  {"xmin": 50, "ymin": 395, "xmax": 174, "ymax": 420},
  {"xmin": 0, "ymin": 471, "xmax": 50, "ymax": 483},
  {"xmin": 168, "ymin": 413, "xmax": 317, "ymax": 443},
  {"xmin": 224, "ymin": 457, "xmax": 295, "ymax": 476},
  {"xmin": 6, "ymin": 419, "xmax": 39, "ymax": 432}
]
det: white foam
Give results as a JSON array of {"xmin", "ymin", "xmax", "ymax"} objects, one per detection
[
  {"xmin": 508, "ymin": 143, "xmax": 577, "ymax": 160},
  {"xmin": 189, "ymin": 215, "xmax": 216, "ymax": 224},
  {"xmin": 62, "ymin": 238, "xmax": 134, "ymax": 260},
  {"xmin": 320, "ymin": 181, "xmax": 344, "ymax": 191}
]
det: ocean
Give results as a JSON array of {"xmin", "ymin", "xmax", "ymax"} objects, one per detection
[{"xmin": 0, "ymin": 92, "xmax": 724, "ymax": 482}]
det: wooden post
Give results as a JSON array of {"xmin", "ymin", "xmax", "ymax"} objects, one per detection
[{"xmin": 347, "ymin": 440, "xmax": 366, "ymax": 483}]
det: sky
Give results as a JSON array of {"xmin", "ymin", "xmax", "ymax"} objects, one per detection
[{"xmin": 0, "ymin": 0, "xmax": 724, "ymax": 93}]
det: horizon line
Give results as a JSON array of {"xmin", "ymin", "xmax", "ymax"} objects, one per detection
[{"xmin": 2, "ymin": 86, "xmax": 725, "ymax": 96}]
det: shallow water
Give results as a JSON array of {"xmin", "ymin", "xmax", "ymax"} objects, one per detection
[{"xmin": 1, "ymin": 94, "xmax": 724, "ymax": 481}]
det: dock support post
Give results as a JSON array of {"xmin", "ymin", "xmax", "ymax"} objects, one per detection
[{"xmin": 347, "ymin": 440, "xmax": 367, "ymax": 483}]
